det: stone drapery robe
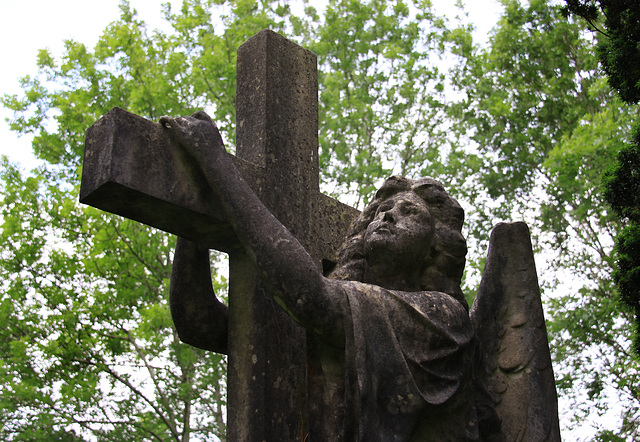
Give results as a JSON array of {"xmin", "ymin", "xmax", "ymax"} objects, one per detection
[{"xmin": 310, "ymin": 280, "xmax": 477, "ymax": 441}]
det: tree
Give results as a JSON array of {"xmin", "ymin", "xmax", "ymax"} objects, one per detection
[
  {"xmin": 603, "ymin": 131, "xmax": 640, "ymax": 351},
  {"xmin": 0, "ymin": 0, "xmax": 294, "ymax": 439},
  {"xmin": 563, "ymin": 1, "xmax": 640, "ymax": 362},
  {"xmin": 1, "ymin": 0, "xmax": 474, "ymax": 439},
  {"xmin": 543, "ymin": 95, "xmax": 640, "ymax": 439},
  {"xmin": 558, "ymin": 4, "xmax": 640, "ymax": 438},
  {"xmin": 563, "ymin": 0, "xmax": 640, "ymax": 104},
  {"xmin": 302, "ymin": 0, "xmax": 473, "ymax": 207},
  {"xmin": 451, "ymin": 0, "xmax": 640, "ymax": 437},
  {"xmin": 0, "ymin": 161, "xmax": 228, "ymax": 440}
]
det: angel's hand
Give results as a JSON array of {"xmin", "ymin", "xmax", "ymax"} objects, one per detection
[{"xmin": 159, "ymin": 111, "xmax": 225, "ymax": 165}]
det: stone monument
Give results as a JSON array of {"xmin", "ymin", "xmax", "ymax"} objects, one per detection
[{"xmin": 80, "ymin": 30, "xmax": 561, "ymax": 441}]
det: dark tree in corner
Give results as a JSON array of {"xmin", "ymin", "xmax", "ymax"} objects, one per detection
[
  {"xmin": 603, "ymin": 129, "xmax": 640, "ymax": 351},
  {"xmin": 564, "ymin": 0, "xmax": 640, "ymax": 351}
]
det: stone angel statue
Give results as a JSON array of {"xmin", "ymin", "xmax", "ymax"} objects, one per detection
[{"xmin": 163, "ymin": 112, "xmax": 561, "ymax": 441}]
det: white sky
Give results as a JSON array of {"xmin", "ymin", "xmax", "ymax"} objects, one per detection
[
  {"xmin": 0, "ymin": 0, "xmax": 175, "ymax": 169},
  {"xmin": 0, "ymin": 0, "xmax": 503, "ymax": 170}
]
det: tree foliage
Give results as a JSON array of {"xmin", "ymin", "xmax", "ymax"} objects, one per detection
[
  {"xmin": 562, "ymin": 3, "xmax": 640, "ymax": 429},
  {"xmin": 305, "ymin": 0, "xmax": 473, "ymax": 206},
  {"xmin": 0, "ymin": 0, "xmax": 294, "ymax": 438},
  {"xmin": 603, "ymin": 126, "xmax": 640, "ymax": 356},
  {"xmin": 567, "ymin": 0, "xmax": 640, "ymax": 360},
  {"xmin": 451, "ymin": 0, "xmax": 601, "ymax": 211},
  {"xmin": 3, "ymin": 0, "xmax": 639, "ymax": 439},
  {"xmin": 563, "ymin": 0, "xmax": 640, "ymax": 104},
  {"xmin": 451, "ymin": 0, "xmax": 640, "ymax": 437},
  {"xmin": 0, "ymin": 157, "xmax": 230, "ymax": 440},
  {"xmin": 0, "ymin": 0, "xmax": 473, "ymax": 439}
]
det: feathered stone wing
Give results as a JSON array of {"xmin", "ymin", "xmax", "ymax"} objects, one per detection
[{"xmin": 470, "ymin": 222, "xmax": 561, "ymax": 441}]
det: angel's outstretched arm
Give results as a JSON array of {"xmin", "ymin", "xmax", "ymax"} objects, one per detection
[
  {"xmin": 161, "ymin": 112, "xmax": 346, "ymax": 346},
  {"xmin": 170, "ymin": 237, "xmax": 228, "ymax": 353}
]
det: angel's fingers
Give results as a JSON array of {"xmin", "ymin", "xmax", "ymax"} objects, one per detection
[
  {"xmin": 159, "ymin": 116, "xmax": 177, "ymax": 129},
  {"xmin": 191, "ymin": 111, "xmax": 213, "ymax": 123}
]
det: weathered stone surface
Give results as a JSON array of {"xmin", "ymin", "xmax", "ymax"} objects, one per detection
[
  {"xmin": 228, "ymin": 29, "xmax": 323, "ymax": 442},
  {"xmin": 81, "ymin": 106, "xmax": 243, "ymax": 252},
  {"xmin": 80, "ymin": 29, "xmax": 359, "ymax": 442},
  {"xmin": 82, "ymin": 29, "xmax": 561, "ymax": 442},
  {"xmin": 471, "ymin": 222, "xmax": 561, "ymax": 441},
  {"xmin": 320, "ymin": 176, "xmax": 477, "ymax": 441},
  {"xmin": 80, "ymin": 105, "xmax": 356, "ymax": 258}
]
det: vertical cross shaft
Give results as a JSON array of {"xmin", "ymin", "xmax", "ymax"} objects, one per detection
[{"xmin": 226, "ymin": 30, "xmax": 319, "ymax": 441}]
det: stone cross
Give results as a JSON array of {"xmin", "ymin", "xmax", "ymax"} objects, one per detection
[{"xmin": 80, "ymin": 30, "xmax": 359, "ymax": 441}]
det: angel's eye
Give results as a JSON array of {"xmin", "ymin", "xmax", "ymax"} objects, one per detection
[
  {"xmin": 402, "ymin": 204, "xmax": 420, "ymax": 215},
  {"xmin": 377, "ymin": 203, "xmax": 392, "ymax": 214}
]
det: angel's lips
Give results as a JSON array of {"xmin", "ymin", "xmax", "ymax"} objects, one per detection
[{"xmin": 370, "ymin": 223, "xmax": 393, "ymax": 234}]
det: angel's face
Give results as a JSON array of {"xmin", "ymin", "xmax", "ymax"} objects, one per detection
[{"xmin": 363, "ymin": 191, "xmax": 434, "ymax": 266}]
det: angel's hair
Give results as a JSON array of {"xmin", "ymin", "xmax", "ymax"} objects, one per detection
[{"xmin": 329, "ymin": 176, "xmax": 468, "ymax": 308}]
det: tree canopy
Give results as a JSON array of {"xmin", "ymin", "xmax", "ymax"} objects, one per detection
[
  {"xmin": 450, "ymin": 1, "xmax": 640, "ymax": 436},
  {"xmin": 562, "ymin": 3, "xmax": 640, "ymax": 390},
  {"xmin": 2, "ymin": 0, "xmax": 639, "ymax": 439}
]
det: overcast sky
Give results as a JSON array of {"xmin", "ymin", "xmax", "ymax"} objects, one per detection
[
  {"xmin": 0, "ymin": 0, "xmax": 177, "ymax": 169},
  {"xmin": 0, "ymin": 0, "xmax": 503, "ymax": 170}
]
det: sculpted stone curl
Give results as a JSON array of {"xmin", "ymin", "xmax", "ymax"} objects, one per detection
[{"xmin": 330, "ymin": 176, "xmax": 468, "ymax": 305}]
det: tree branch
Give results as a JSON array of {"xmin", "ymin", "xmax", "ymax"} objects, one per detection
[{"xmin": 72, "ymin": 356, "xmax": 181, "ymax": 441}]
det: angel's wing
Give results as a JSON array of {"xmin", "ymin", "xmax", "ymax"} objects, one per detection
[{"xmin": 470, "ymin": 222, "xmax": 561, "ymax": 441}]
